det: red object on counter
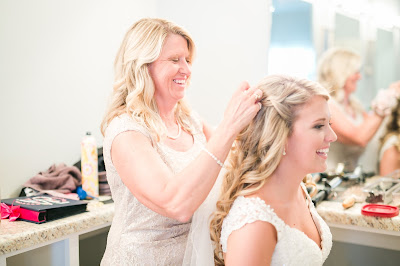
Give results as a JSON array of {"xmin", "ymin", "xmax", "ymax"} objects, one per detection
[{"xmin": 361, "ymin": 204, "xmax": 399, "ymax": 218}]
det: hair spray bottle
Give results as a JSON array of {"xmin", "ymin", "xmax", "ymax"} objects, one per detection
[{"xmin": 81, "ymin": 132, "xmax": 99, "ymax": 197}]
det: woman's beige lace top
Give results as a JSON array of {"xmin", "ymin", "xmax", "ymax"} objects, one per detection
[{"xmin": 101, "ymin": 113, "xmax": 206, "ymax": 266}]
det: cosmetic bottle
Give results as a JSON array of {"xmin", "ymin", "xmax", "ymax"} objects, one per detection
[{"xmin": 81, "ymin": 132, "xmax": 99, "ymax": 197}]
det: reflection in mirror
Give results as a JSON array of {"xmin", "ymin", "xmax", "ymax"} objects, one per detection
[{"xmin": 269, "ymin": 0, "xmax": 400, "ymax": 106}]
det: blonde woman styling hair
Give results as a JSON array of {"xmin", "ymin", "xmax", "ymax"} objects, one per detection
[
  {"xmin": 210, "ymin": 75, "xmax": 336, "ymax": 266},
  {"xmin": 317, "ymin": 47, "xmax": 399, "ymax": 172},
  {"xmin": 100, "ymin": 18, "xmax": 196, "ymax": 140},
  {"xmin": 100, "ymin": 18, "xmax": 262, "ymax": 265}
]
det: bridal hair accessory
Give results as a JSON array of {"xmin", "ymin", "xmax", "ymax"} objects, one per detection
[
  {"xmin": 371, "ymin": 89, "xmax": 399, "ymax": 117},
  {"xmin": 166, "ymin": 121, "xmax": 182, "ymax": 140},
  {"xmin": 283, "ymin": 148, "xmax": 286, "ymax": 155},
  {"xmin": 200, "ymin": 145, "xmax": 224, "ymax": 168}
]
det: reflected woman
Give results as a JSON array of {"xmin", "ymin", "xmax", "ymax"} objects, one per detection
[{"xmin": 317, "ymin": 47, "xmax": 398, "ymax": 172}]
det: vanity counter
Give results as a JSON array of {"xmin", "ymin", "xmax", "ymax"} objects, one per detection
[
  {"xmin": 0, "ymin": 202, "xmax": 114, "ymax": 266},
  {"xmin": 317, "ymin": 200, "xmax": 400, "ymax": 231},
  {"xmin": 316, "ymin": 195, "xmax": 400, "ymax": 251},
  {"xmin": 1, "ymin": 189, "xmax": 399, "ymax": 265}
]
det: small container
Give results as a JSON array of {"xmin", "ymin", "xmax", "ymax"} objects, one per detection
[{"xmin": 361, "ymin": 204, "xmax": 399, "ymax": 218}]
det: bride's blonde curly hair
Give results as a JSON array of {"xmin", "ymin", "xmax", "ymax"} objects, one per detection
[
  {"xmin": 100, "ymin": 18, "xmax": 196, "ymax": 140},
  {"xmin": 209, "ymin": 75, "xmax": 329, "ymax": 265}
]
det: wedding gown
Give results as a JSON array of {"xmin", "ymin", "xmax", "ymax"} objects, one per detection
[
  {"xmin": 220, "ymin": 183, "xmax": 332, "ymax": 266},
  {"xmin": 101, "ymin": 113, "xmax": 206, "ymax": 265}
]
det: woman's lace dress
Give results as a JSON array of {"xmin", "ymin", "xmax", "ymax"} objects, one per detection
[
  {"xmin": 220, "ymin": 183, "xmax": 332, "ymax": 266},
  {"xmin": 101, "ymin": 113, "xmax": 206, "ymax": 265},
  {"xmin": 327, "ymin": 99, "xmax": 365, "ymax": 172}
]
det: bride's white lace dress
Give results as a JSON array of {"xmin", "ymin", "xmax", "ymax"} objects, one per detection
[
  {"xmin": 101, "ymin": 113, "xmax": 206, "ymax": 266},
  {"xmin": 221, "ymin": 183, "xmax": 332, "ymax": 266}
]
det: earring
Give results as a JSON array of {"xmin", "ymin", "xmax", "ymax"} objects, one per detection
[{"xmin": 283, "ymin": 148, "xmax": 286, "ymax": 156}]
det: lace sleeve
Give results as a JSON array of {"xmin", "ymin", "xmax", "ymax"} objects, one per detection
[
  {"xmin": 220, "ymin": 196, "xmax": 284, "ymax": 253},
  {"xmin": 103, "ymin": 114, "xmax": 153, "ymax": 184}
]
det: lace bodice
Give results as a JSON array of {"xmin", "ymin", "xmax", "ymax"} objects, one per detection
[
  {"xmin": 220, "ymin": 183, "xmax": 332, "ymax": 266},
  {"xmin": 101, "ymin": 113, "xmax": 206, "ymax": 266}
]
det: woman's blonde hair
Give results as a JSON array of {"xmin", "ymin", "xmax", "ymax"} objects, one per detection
[
  {"xmin": 100, "ymin": 18, "xmax": 196, "ymax": 140},
  {"xmin": 317, "ymin": 47, "xmax": 363, "ymax": 111},
  {"xmin": 209, "ymin": 75, "xmax": 330, "ymax": 265}
]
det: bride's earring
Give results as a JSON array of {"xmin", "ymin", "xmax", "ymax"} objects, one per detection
[{"xmin": 283, "ymin": 148, "xmax": 286, "ymax": 156}]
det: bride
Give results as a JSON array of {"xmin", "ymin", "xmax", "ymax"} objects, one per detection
[{"xmin": 186, "ymin": 75, "xmax": 336, "ymax": 265}]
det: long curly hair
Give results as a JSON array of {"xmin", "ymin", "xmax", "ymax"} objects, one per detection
[
  {"xmin": 209, "ymin": 75, "xmax": 330, "ymax": 265},
  {"xmin": 317, "ymin": 47, "xmax": 363, "ymax": 112},
  {"xmin": 100, "ymin": 18, "xmax": 196, "ymax": 140}
]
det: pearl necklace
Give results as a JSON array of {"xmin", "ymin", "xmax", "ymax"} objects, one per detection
[{"xmin": 166, "ymin": 122, "xmax": 182, "ymax": 140}]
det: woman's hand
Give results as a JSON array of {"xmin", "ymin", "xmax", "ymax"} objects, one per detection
[
  {"xmin": 372, "ymin": 88, "xmax": 398, "ymax": 117},
  {"xmin": 222, "ymin": 81, "xmax": 263, "ymax": 136}
]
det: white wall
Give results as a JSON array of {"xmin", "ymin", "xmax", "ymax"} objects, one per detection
[
  {"xmin": 156, "ymin": 0, "xmax": 271, "ymax": 125},
  {"xmin": 0, "ymin": 0, "xmax": 157, "ymax": 198},
  {"xmin": 0, "ymin": 0, "xmax": 271, "ymax": 198}
]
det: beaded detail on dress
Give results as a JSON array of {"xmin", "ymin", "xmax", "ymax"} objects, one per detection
[
  {"xmin": 220, "ymin": 183, "xmax": 332, "ymax": 266},
  {"xmin": 101, "ymin": 113, "xmax": 206, "ymax": 266}
]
